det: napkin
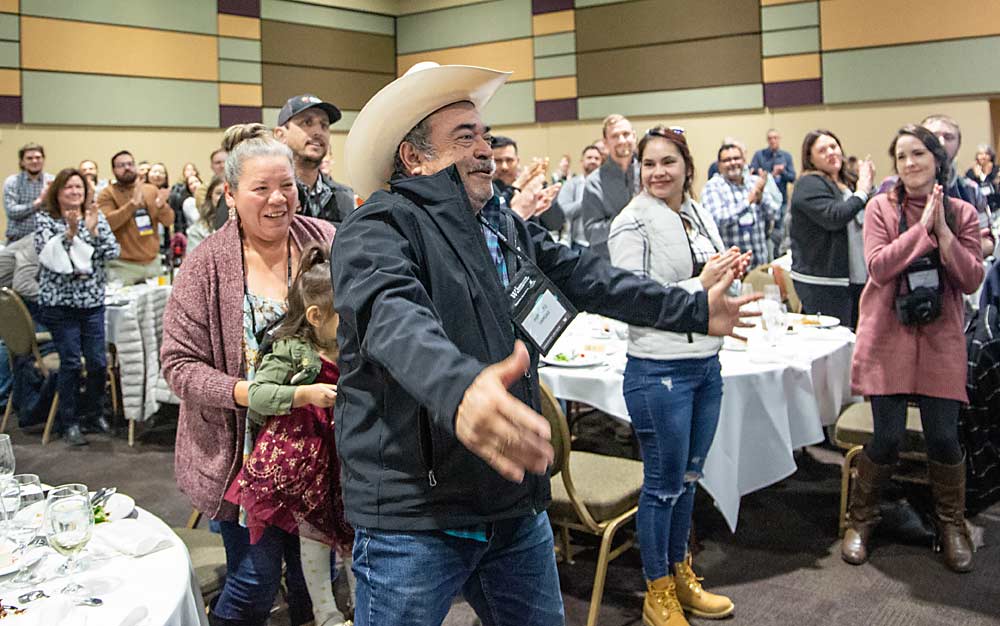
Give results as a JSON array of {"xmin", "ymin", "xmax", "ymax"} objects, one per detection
[{"xmin": 91, "ymin": 520, "xmax": 173, "ymax": 557}]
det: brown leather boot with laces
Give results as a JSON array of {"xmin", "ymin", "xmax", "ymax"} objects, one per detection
[
  {"xmin": 673, "ymin": 556, "xmax": 734, "ymax": 619},
  {"xmin": 643, "ymin": 575, "xmax": 690, "ymax": 626}
]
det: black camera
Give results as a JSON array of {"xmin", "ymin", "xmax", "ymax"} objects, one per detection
[{"xmin": 894, "ymin": 255, "xmax": 942, "ymax": 326}]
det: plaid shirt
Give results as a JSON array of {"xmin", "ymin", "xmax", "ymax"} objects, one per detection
[
  {"xmin": 700, "ymin": 173, "xmax": 779, "ymax": 264},
  {"xmin": 479, "ymin": 195, "xmax": 509, "ymax": 287},
  {"xmin": 3, "ymin": 170, "xmax": 53, "ymax": 242},
  {"xmin": 300, "ymin": 174, "xmax": 334, "ymax": 220}
]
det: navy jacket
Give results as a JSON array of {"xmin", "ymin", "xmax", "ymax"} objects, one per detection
[{"xmin": 330, "ymin": 166, "xmax": 708, "ymax": 530}]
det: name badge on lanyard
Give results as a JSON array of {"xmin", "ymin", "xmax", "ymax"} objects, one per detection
[
  {"xmin": 135, "ymin": 207, "xmax": 154, "ymax": 236},
  {"xmin": 480, "ymin": 214, "xmax": 578, "ymax": 354},
  {"xmin": 506, "ymin": 264, "xmax": 577, "ymax": 355}
]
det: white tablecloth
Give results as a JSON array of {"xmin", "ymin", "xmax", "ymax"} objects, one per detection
[
  {"xmin": 1, "ymin": 507, "xmax": 207, "ymax": 626},
  {"xmin": 539, "ymin": 314, "xmax": 856, "ymax": 531},
  {"xmin": 105, "ymin": 285, "xmax": 178, "ymax": 422}
]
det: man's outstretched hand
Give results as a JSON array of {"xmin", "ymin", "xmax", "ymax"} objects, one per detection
[
  {"xmin": 707, "ymin": 270, "xmax": 761, "ymax": 339},
  {"xmin": 455, "ymin": 341, "xmax": 554, "ymax": 483}
]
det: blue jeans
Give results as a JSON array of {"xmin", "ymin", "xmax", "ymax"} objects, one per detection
[
  {"xmin": 624, "ymin": 355, "xmax": 723, "ymax": 579},
  {"xmin": 352, "ymin": 512, "xmax": 564, "ymax": 626},
  {"xmin": 39, "ymin": 305, "xmax": 106, "ymax": 431},
  {"xmin": 214, "ymin": 521, "xmax": 315, "ymax": 626}
]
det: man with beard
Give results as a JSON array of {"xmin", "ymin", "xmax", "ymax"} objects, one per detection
[
  {"xmin": 274, "ymin": 94, "xmax": 356, "ymax": 224},
  {"xmin": 3, "ymin": 143, "xmax": 54, "ymax": 242},
  {"xmin": 557, "ymin": 144, "xmax": 603, "ymax": 250},
  {"xmin": 97, "ymin": 150, "xmax": 173, "ymax": 285},
  {"xmin": 331, "ymin": 61, "xmax": 759, "ymax": 626},
  {"xmin": 702, "ymin": 143, "xmax": 780, "ymax": 265},
  {"xmin": 581, "ymin": 114, "xmax": 639, "ymax": 258},
  {"xmin": 491, "ymin": 135, "xmax": 563, "ymax": 230}
]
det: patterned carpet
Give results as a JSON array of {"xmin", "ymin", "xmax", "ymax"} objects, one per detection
[{"xmin": 11, "ymin": 409, "xmax": 999, "ymax": 626}]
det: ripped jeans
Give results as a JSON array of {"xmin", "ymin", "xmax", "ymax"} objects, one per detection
[{"xmin": 623, "ymin": 355, "xmax": 723, "ymax": 580}]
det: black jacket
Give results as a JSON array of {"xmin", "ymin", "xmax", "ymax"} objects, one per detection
[
  {"xmin": 789, "ymin": 173, "xmax": 865, "ymax": 282},
  {"xmin": 330, "ymin": 166, "xmax": 709, "ymax": 530},
  {"xmin": 297, "ymin": 173, "xmax": 355, "ymax": 225}
]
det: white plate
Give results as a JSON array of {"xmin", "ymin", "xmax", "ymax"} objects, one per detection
[
  {"xmin": 100, "ymin": 493, "xmax": 136, "ymax": 522},
  {"xmin": 787, "ymin": 313, "xmax": 840, "ymax": 328},
  {"xmin": 541, "ymin": 350, "xmax": 606, "ymax": 368}
]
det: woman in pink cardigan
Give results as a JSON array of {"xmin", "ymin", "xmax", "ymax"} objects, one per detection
[
  {"xmin": 846, "ymin": 125, "xmax": 983, "ymax": 573},
  {"xmin": 161, "ymin": 123, "xmax": 335, "ymax": 626}
]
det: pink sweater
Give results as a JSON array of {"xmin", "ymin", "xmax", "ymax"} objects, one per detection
[
  {"xmin": 161, "ymin": 216, "xmax": 336, "ymax": 520},
  {"xmin": 851, "ymin": 193, "xmax": 983, "ymax": 402}
]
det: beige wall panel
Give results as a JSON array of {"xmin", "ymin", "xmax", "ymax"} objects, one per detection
[
  {"xmin": 218, "ymin": 14, "xmax": 261, "ymax": 40},
  {"xmin": 21, "ymin": 17, "xmax": 218, "ymax": 81},
  {"xmin": 535, "ymin": 76, "xmax": 576, "ymax": 100},
  {"xmin": 0, "ymin": 68, "xmax": 17, "ymax": 95},
  {"xmin": 533, "ymin": 10, "xmax": 574, "ymax": 36},
  {"xmin": 576, "ymin": 0, "xmax": 759, "ymax": 52},
  {"xmin": 397, "ymin": 38, "xmax": 534, "ymax": 82},
  {"xmin": 0, "ymin": 0, "xmax": 17, "ymax": 12},
  {"xmin": 261, "ymin": 20, "xmax": 395, "ymax": 73},
  {"xmin": 820, "ymin": 0, "xmax": 1000, "ymax": 51},
  {"xmin": 262, "ymin": 64, "xmax": 392, "ymax": 110},
  {"xmin": 488, "ymin": 98, "xmax": 991, "ymax": 197},
  {"xmin": 762, "ymin": 53, "xmax": 820, "ymax": 83},
  {"xmin": 219, "ymin": 83, "xmax": 263, "ymax": 106},
  {"xmin": 577, "ymin": 34, "xmax": 761, "ymax": 97}
]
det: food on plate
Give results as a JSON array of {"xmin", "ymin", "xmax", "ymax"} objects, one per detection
[
  {"xmin": 800, "ymin": 316, "xmax": 821, "ymax": 326},
  {"xmin": 93, "ymin": 504, "xmax": 110, "ymax": 524},
  {"xmin": 554, "ymin": 353, "xmax": 572, "ymax": 362}
]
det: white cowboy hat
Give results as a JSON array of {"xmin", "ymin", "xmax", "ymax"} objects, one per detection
[{"xmin": 345, "ymin": 62, "xmax": 511, "ymax": 200}]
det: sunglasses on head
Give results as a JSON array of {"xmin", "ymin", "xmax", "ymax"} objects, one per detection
[{"xmin": 645, "ymin": 126, "xmax": 686, "ymax": 139}]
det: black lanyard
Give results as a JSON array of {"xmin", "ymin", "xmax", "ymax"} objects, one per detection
[
  {"xmin": 239, "ymin": 229, "xmax": 293, "ymax": 335},
  {"xmin": 478, "ymin": 213, "xmax": 533, "ymax": 271}
]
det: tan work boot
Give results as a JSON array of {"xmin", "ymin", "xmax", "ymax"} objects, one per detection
[
  {"xmin": 841, "ymin": 450, "xmax": 895, "ymax": 565},
  {"xmin": 673, "ymin": 556, "xmax": 734, "ymax": 619},
  {"xmin": 643, "ymin": 575, "xmax": 690, "ymax": 626}
]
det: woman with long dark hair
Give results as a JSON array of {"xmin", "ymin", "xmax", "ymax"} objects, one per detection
[
  {"xmin": 609, "ymin": 126, "xmax": 746, "ymax": 626},
  {"xmin": 788, "ymin": 130, "xmax": 875, "ymax": 328},
  {"xmin": 34, "ymin": 168, "xmax": 120, "ymax": 445},
  {"xmin": 846, "ymin": 125, "xmax": 983, "ymax": 572}
]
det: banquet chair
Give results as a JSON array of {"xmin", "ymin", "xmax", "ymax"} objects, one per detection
[
  {"xmin": 172, "ymin": 509, "xmax": 227, "ymax": 608},
  {"xmin": 0, "ymin": 288, "xmax": 60, "ymax": 443},
  {"xmin": 541, "ymin": 383, "xmax": 644, "ymax": 626},
  {"xmin": 743, "ymin": 264, "xmax": 802, "ymax": 313},
  {"xmin": 834, "ymin": 401, "xmax": 926, "ymax": 536}
]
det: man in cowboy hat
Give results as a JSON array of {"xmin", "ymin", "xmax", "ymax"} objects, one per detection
[{"xmin": 330, "ymin": 62, "xmax": 758, "ymax": 626}]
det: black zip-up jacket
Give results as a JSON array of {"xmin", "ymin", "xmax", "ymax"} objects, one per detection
[
  {"xmin": 330, "ymin": 166, "xmax": 709, "ymax": 530},
  {"xmin": 297, "ymin": 173, "xmax": 356, "ymax": 225}
]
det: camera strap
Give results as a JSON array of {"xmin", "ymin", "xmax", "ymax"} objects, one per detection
[{"xmin": 894, "ymin": 199, "xmax": 941, "ymax": 299}]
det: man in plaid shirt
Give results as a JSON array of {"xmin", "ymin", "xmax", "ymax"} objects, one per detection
[
  {"xmin": 701, "ymin": 142, "xmax": 780, "ymax": 265},
  {"xmin": 3, "ymin": 143, "xmax": 53, "ymax": 242}
]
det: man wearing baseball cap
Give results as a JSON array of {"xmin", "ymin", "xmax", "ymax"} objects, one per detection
[
  {"xmin": 274, "ymin": 94, "xmax": 356, "ymax": 225},
  {"xmin": 330, "ymin": 62, "xmax": 758, "ymax": 626}
]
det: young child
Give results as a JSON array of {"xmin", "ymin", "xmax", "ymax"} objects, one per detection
[{"xmin": 224, "ymin": 242, "xmax": 354, "ymax": 626}]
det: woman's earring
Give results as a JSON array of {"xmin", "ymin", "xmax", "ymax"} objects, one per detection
[{"xmin": 228, "ymin": 205, "xmax": 237, "ymax": 221}]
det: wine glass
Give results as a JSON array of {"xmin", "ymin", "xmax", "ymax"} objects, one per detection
[
  {"xmin": 7, "ymin": 474, "xmax": 45, "ymax": 587},
  {"xmin": 0, "ymin": 434, "xmax": 15, "ymax": 483},
  {"xmin": 763, "ymin": 284, "xmax": 782, "ymax": 304},
  {"xmin": 44, "ymin": 484, "xmax": 93, "ymax": 579}
]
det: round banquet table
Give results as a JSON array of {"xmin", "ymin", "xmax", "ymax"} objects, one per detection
[
  {"xmin": 1, "ymin": 506, "xmax": 208, "ymax": 626},
  {"xmin": 539, "ymin": 314, "xmax": 857, "ymax": 531}
]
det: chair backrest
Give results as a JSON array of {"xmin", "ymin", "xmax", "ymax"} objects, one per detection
[
  {"xmin": 743, "ymin": 263, "xmax": 776, "ymax": 294},
  {"xmin": 770, "ymin": 264, "xmax": 802, "ymax": 313},
  {"xmin": 0, "ymin": 287, "xmax": 38, "ymax": 358},
  {"xmin": 538, "ymin": 382, "xmax": 571, "ymax": 477}
]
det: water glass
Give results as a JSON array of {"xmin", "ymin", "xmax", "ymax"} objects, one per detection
[
  {"xmin": 44, "ymin": 484, "xmax": 93, "ymax": 577},
  {"xmin": 760, "ymin": 300, "xmax": 786, "ymax": 345},
  {"xmin": 763, "ymin": 284, "xmax": 782, "ymax": 303},
  {"xmin": 7, "ymin": 474, "xmax": 45, "ymax": 587},
  {"xmin": 0, "ymin": 434, "xmax": 15, "ymax": 482}
]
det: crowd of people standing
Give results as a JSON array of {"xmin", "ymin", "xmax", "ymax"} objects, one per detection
[{"xmin": 1, "ymin": 59, "xmax": 998, "ymax": 626}]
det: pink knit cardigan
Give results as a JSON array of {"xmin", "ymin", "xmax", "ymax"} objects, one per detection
[
  {"xmin": 851, "ymin": 193, "xmax": 983, "ymax": 403},
  {"xmin": 162, "ymin": 216, "xmax": 336, "ymax": 520}
]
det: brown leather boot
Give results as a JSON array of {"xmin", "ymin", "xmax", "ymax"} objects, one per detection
[
  {"xmin": 841, "ymin": 450, "xmax": 894, "ymax": 565},
  {"xmin": 929, "ymin": 456, "xmax": 974, "ymax": 573},
  {"xmin": 643, "ymin": 575, "xmax": 690, "ymax": 626},
  {"xmin": 673, "ymin": 556, "xmax": 734, "ymax": 619}
]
